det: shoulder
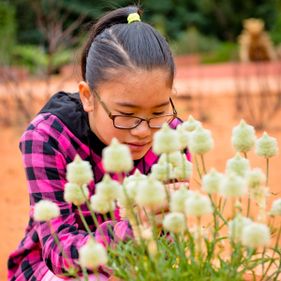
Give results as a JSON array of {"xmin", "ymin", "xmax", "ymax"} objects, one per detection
[{"xmin": 19, "ymin": 113, "xmax": 90, "ymax": 162}]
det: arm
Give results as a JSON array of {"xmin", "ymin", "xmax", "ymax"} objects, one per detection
[{"xmin": 21, "ymin": 128, "xmax": 131, "ymax": 276}]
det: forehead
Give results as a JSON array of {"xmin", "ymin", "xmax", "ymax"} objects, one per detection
[{"xmin": 96, "ymin": 68, "xmax": 172, "ymax": 106}]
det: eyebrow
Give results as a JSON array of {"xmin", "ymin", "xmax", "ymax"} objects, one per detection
[{"xmin": 115, "ymin": 101, "xmax": 170, "ymax": 108}]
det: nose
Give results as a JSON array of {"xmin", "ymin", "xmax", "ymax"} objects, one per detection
[{"xmin": 130, "ymin": 120, "xmax": 152, "ymax": 138}]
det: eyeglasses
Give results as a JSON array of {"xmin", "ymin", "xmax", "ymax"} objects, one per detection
[{"xmin": 90, "ymin": 88, "xmax": 177, "ymax": 129}]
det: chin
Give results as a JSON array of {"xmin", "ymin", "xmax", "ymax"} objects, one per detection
[{"xmin": 131, "ymin": 149, "xmax": 149, "ymax": 161}]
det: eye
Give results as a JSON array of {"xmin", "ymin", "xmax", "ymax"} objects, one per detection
[
  {"xmin": 118, "ymin": 111, "xmax": 135, "ymax": 116},
  {"xmin": 153, "ymin": 111, "xmax": 165, "ymax": 116}
]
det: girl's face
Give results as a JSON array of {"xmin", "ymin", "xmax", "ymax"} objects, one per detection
[{"xmin": 79, "ymin": 68, "xmax": 173, "ymax": 160}]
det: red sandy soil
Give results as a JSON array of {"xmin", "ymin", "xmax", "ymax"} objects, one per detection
[{"xmin": 1, "ymin": 60, "xmax": 281, "ymax": 280}]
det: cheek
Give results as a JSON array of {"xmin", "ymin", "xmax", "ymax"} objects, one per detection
[{"xmin": 92, "ymin": 111, "xmax": 128, "ymax": 144}]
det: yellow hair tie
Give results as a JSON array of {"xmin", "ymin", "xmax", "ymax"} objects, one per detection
[{"xmin": 127, "ymin": 13, "xmax": 141, "ymax": 24}]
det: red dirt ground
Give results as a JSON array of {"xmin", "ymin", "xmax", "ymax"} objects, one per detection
[{"xmin": 1, "ymin": 60, "xmax": 281, "ymax": 280}]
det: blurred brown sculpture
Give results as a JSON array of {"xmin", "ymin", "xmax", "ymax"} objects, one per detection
[{"xmin": 238, "ymin": 18, "xmax": 277, "ymax": 62}]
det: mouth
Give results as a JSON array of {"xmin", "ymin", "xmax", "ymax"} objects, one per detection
[{"xmin": 125, "ymin": 142, "xmax": 151, "ymax": 152}]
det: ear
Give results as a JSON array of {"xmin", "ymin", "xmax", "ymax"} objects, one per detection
[{"xmin": 79, "ymin": 81, "xmax": 94, "ymax": 112}]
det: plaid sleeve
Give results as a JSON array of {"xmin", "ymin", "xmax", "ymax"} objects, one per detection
[
  {"xmin": 20, "ymin": 128, "xmax": 89, "ymax": 275},
  {"xmin": 20, "ymin": 127, "xmax": 131, "ymax": 276}
]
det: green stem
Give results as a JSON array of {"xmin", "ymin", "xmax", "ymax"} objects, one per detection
[
  {"xmin": 200, "ymin": 154, "xmax": 207, "ymax": 175},
  {"xmin": 77, "ymin": 205, "xmax": 95, "ymax": 239},
  {"xmin": 261, "ymin": 224, "xmax": 281, "ymax": 280},
  {"xmin": 266, "ymin": 158, "xmax": 269, "ymax": 186},
  {"xmin": 82, "ymin": 266, "xmax": 89, "ymax": 281},
  {"xmin": 165, "ymin": 153, "xmax": 171, "ymax": 202},
  {"xmin": 194, "ymin": 154, "xmax": 202, "ymax": 180},
  {"xmin": 47, "ymin": 221, "xmax": 76, "ymax": 275},
  {"xmin": 79, "ymin": 186, "xmax": 109, "ymax": 245},
  {"xmin": 196, "ymin": 216, "xmax": 202, "ymax": 262},
  {"xmin": 246, "ymin": 196, "xmax": 251, "ymax": 218}
]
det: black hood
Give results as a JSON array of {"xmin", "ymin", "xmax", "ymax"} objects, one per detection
[{"xmin": 39, "ymin": 91, "xmax": 106, "ymax": 153}]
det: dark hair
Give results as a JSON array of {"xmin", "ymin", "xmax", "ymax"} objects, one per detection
[{"xmin": 81, "ymin": 5, "xmax": 175, "ymax": 89}]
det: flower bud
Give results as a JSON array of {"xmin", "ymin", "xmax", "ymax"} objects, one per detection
[
  {"xmin": 176, "ymin": 124, "xmax": 189, "ymax": 150},
  {"xmin": 270, "ymin": 198, "xmax": 281, "ymax": 216},
  {"xmin": 202, "ymin": 169, "xmax": 223, "ymax": 194},
  {"xmin": 188, "ymin": 126, "xmax": 214, "ymax": 155},
  {"xmin": 246, "ymin": 168, "xmax": 266, "ymax": 190},
  {"xmin": 66, "ymin": 155, "xmax": 93, "ymax": 186},
  {"xmin": 64, "ymin": 183, "xmax": 89, "ymax": 206},
  {"xmin": 78, "ymin": 238, "xmax": 108, "ymax": 270},
  {"xmin": 102, "ymin": 138, "xmax": 133, "ymax": 173},
  {"xmin": 152, "ymin": 123, "xmax": 181, "ymax": 155},
  {"xmin": 228, "ymin": 214, "xmax": 252, "ymax": 242},
  {"xmin": 225, "ymin": 153, "xmax": 250, "ymax": 177},
  {"xmin": 96, "ymin": 174, "xmax": 121, "ymax": 202},
  {"xmin": 135, "ymin": 176, "xmax": 166, "ymax": 210},
  {"xmin": 255, "ymin": 132, "xmax": 279, "ymax": 158},
  {"xmin": 231, "ymin": 120, "xmax": 256, "ymax": 153},
  {"xmin": 90, "ymin": 194, "xmax": 115, "ymax": 214},
  {"xmin": 185, "ymin": 192, "xmax": 213, "ymax": 217},
  {"xmin": 173, "ymin": 155, "xmax": 193, "ymax": 181},
  {"xmin": 163, "ymin": 212, "xmax": 186, "ymax": 234},
  {"xmin": 181, "ymin": 115, "xmax": 201, "ymax": 132},
  {"xmin": 151, "ymin": 162, "xmax": 175, "ymax": 182},
  {"xmin": 170, "ymin": 185, "xmax": 194, "ymax": 213},
  {"xmin": 34, "ymin": 200, "xmax": 60, "ymax": 222},
  {"xmin": 118, "ymin": 171, "xmax": 147, "ymax": 207},
  {"xmin": 219, "ymin": 174, "xmax": 247, "ymax": 198},
  {"xmin": 242, "ymin": 223, "xmax": 271, "ymax": 248}
]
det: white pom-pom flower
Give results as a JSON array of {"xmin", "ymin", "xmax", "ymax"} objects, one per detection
[
  {"xmin": 102, "ymin": 138, "xmax": 133, "ymax": 173},
  {"xmin": 188, "ymin": 126, "xmax": 214, "ymax": 155},
  {"xmin": 225, "ymin": 153, "xmax": 250, "ymax": 177},
  {"xmin": 228, "ymin": 215, "xmax": 253, "ymax": 242},
  {"xmin": 170, "ymin": 185, "xmax": 195, "ymax": 213},
  {"xmin": 255, "ymin": 132, "xmax": 279, "ymax": 158},
  {"xmin": 242, "ymin": 223, "xmax": 271, "ymax": 248},
  {"xmin": 135, "ymin": 176, "xmax": 166, "ymax": 210},
  {"xmin": 181, "ymin": 115, "xmax": 202, "ymax": 132},
  {"xmin": 66, "ymin": 155, "xmax": 93, "ymax": 186},
  {"xmin": 270, "ymin": 198, "xmax": 281, "ymax": 216},
  {"xmin": 78, "ymin": 238, "xmax": 108, "ymax": 270},
  {"xmin": 202, "ymin": 169, "xmax": 223, "ymax": 194},
  {"xmin": 167, "ymin": 151, "xmax": 184, "ymax": 167},
  {"xmin": 173, "ymin": 155, "xmax": 193, "ymax": 181},
  {"xmin": 64, "ymin": 183, "xmax": 89, "ymax": 206},
  {"xmin": 185, "ymin": 192, "xmax": 213, "ymax": 217},
  {"xmin": 151, "ymin": 162, "xmax": 175, "ymax": 182},
  {"xmin": 219, "ymin": 173, "xmax": 247, "ymax": 198},
  {"xmin": 34, "ymin": 200, "xmax": 60, "ymax": 222},
  {"xmin": 152, "ymin": 123, "xmax": 181, "ymax": 155},
  {"xmin": 176, "ymin": 124, "xmax": 189, "ymax": 150},
  {"xmin": 118, "ymin": 170, "xmax": 147, "ymax": 207},
  {"xmin": 163, "ymin": 212, "xmax": 186, "ymax": 234},
  {"xmin": 246, "ymin": 168, "xmax": 266, "ymax": 190},
  {"xmin": 95, "ymin": 174, "xmax": 121, "ymax": 202},
  {"xmin": 90, "ymin": 194, "xmax": 115, "ymax": 214},
  {"xmin": 231, "ymin": 120, "xmax": 256, "ymax": 153}
]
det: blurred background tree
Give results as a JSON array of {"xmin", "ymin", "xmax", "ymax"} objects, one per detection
[{"xmin": 1, "ymin": 0, "xmax": 280, "ymax": 72}]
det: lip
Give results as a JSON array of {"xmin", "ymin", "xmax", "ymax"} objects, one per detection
[
  {"xmin": 125, "ymin": 141, "xmax": 151, "ymax": 151},
  {"xmin": 126, "ymin": 142, "xmax": 150, "ymax": 147}
]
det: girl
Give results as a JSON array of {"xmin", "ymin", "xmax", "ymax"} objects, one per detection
[{"xmin": 8, "ymin": 5, "xmax": 190, "ymax": 281}]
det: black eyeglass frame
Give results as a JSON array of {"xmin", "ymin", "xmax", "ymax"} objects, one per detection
[{"xmin": 90, "ymin": 87, "xmax": 178, "ymax": 129}]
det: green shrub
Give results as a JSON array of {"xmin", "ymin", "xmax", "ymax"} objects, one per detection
[
  {"xmin": 170, "ymin": 27, "xmax": 220, "ymax": 55},
  {"xmin": 12, "ymin": 44, "xmax": 73, "ymax": 74},
  {"xmin": 0, "ymin": 1, "xmax": 16, "ymax": 65},
  {"xmin": 201, "ymin": 42, "xmax": 238, "ymax": 64}
]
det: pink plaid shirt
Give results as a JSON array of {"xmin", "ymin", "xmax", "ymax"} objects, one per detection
[{"xmin": 8, "ymin": 92, "xmax": 190, "ymax": 280}]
